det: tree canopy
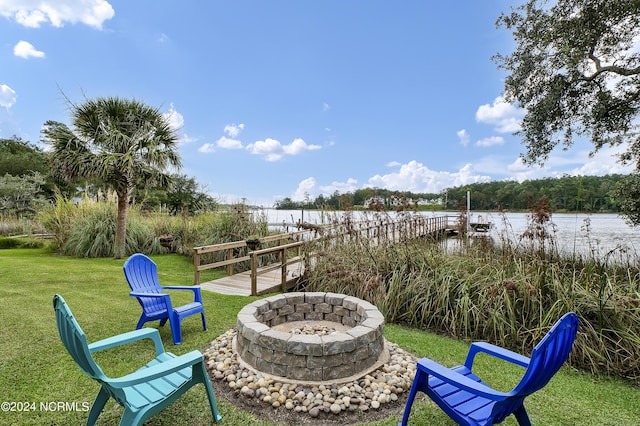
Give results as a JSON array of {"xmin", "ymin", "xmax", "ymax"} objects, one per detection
[
  {"xmin": 495, "ymin": 0, "xmax": 640, "ymax": 168},
  {"xmin": 495, "ymin": 0, "xmax": 640, "ymax": 225},
  {"xmin": 0, "ymin": 136, "xmax": 48, "ymax": 177},
  {"xmin": 273, "ymin": 174, "xmax": 627, "ymax": 213},
  {"xmin": 42, "ymin": 96, "xmax": 181, "ymax": 258}
]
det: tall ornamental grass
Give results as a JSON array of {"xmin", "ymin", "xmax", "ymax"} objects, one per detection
[
  {"xmin": 37, "ymin": 196, "xmax": 159, "ymax": 257},
  {"xmin": 302, "ymin": 211, "xmax": 640, "ymax": 384},
  {"xmin": 36, "ymin": 197, "xmax": 268, "ymax": 258}
]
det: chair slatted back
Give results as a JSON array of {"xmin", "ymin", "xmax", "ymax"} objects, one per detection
[
  {"xmin": 492, "ymin": 312, "xmax": 578, "ymax": 422},
  {"xmin": 516, "ymin": 312, "xmax": 578, "ymax": 395},
  {"xmin": 53, "ymin": 294, "xmax": 104, "ymax": 380},
  {"xmin": 123, "ymin": 254, "xmax": 168, "ymax": 314}
]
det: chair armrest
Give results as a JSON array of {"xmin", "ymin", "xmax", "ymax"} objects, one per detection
[
  {"xmin": 160, "ymin": 286, "xmax": 203, "ymax": 303},
  {"xmin": 161, "ymin": 286, "xmax": 198, "ymax": 291},
  {"xmin": 464, "ymin": 341, "xmax": 530, "ymax": 370},
  {"xmin": 129, "ymin": 292, "xmax": 170, "ymax": 299},
  {"xmin": 88, "ymin": 328, "xmax": 165, "ymax": 356},
  {"xmin": 418, "ymin": 358, "xmax": 509, "ymax": 400},
  {"xmin": 107, "ymin": 350, "xmax": 204, "ymax": 388}
]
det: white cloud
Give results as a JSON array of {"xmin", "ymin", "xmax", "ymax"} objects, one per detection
[
  {"xmin": 457, "ymin": 129, "xmax": 470, "ymax": 147},
  {"xmin": 178, "ymin": 133, "xmax": 196, "ymax": 144},
  {"xmin": 0, "ymin": 0, "xmax": 115, "ymax": 29},
  {"xmin": 387, "ymin": 161, "xmax": 401, "ymax": 167},
  {"xmin": 293, "ymin": 177, "xmax": 317, "ymax": 201},
  {"xmin": 246, "ymin": 138, "xmax": 283, "ymax": 161},
  {"xmin": 13, "ymin": 40, "xmax": 45, "ymax": 58},
  {"xmin": 162, "ymin": 105, "xmax": 195, "ymax": 145},
  {"xmin": 201, "ymin": 123, "xmax": 245, "ymax": 150},
  {"xmin": 323, "ymin": 102, "xmax": 330, "ymax": 112},
  {"xmin": 291, "ymin": 177, "xmax": 359, "ymax": 202},
  {"xmin": 216, "ymin": 136, "xmax": 243, "ymax": 149},
  {"xmin": 0, "ymin": 84, "xmax": 17, "ymax": 109},
  {"xmin": 476, "ymin": 136, "xmax": 504, "ymax": 147},
  {"xmin": 319, "ymin": 178, "xmax": 359, "ymax": 195},
  {"xmin": 163, "ymin": 103, "xmax": 184, "ymax": 131},
  {"xmin": 283, "ymin": 138, "xmax": 321, "ymax": 155},
  {"xmin": 476, "ymin": 97, "xmax": 525, "ymax": 133},
  {"xmin": 551, "ymin": 143, "xmax": 634, "ymax": 176},
  {"xmin": 500, "ymin": 142, "xmax": 635, "ymax": 183},
  {"xmin": 224, "ymin": 123, "xmax": 244, "ymax": 138},
  {"xmin": 366, "ymin": 160, "xmax": 490, "ymax": 193},
  {"xmin": 246, "ymin": 137, "xmax": 321, "ymax": 162},
  {"xmin": 198, "ymin": 143, "xmax": 216, "ymax": 153}
]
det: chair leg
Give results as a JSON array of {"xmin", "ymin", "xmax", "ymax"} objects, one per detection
[
  {"xmin": 201, "ymin": 312, "xmax": 207, "ymax": 331},
  {"xmin": 197, "ymin": 362, "xmax": 222, "ymax": 423},
  {"xmin": 135, "ymin": 316, "xmax": 146, "ymax": 330},
  {"xmin": 398, "ymin": 368, "xmax": 429, "ymax": 426},
  {"xmin": 170, "ymin": 312, "xmax": 182, "ymax": 345},
  {"xmin": 513, "ymin": 405, "xmax": 532, "ymax": 426},
  {"xmin": 119, "ymin": 409, "xmax": 145, "ymax": 426},
  {"xmin": 86, "ymin": 387, "xmax": 110, "ymax": 426},
  {"xmin": 159, "ymin": 318, "xmax": 168, "ymax": 327}
]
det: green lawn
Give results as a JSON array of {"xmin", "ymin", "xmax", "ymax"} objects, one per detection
[{"xmin": 0, "ymin": 248, "xmax": 638, "ymax": 425}]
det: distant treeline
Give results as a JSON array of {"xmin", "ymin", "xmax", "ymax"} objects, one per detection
[{"xmin": 274, "ymin": 174, "xmax": 628, "ymax": 212}]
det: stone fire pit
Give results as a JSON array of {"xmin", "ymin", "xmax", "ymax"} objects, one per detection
[{"xmin": 235, "ymin": 292, "xmax": 387, "ymax": 383}]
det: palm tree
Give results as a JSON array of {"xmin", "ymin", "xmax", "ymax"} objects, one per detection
[{"xmin": 42, "ymin": 96, "xmax": 181, "ymax": 258}]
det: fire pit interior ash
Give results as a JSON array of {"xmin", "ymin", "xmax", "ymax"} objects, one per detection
[{"xmin": 235, "ymin": 292, "xmax": 387, "ymax": 383}]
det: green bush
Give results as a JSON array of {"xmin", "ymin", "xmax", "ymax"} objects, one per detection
[
  {"xmin": 0, "ymin": 236, "xmax": 46, "ymax": 249},
  {"xmin": 0, "ymin": 237, "xmax": 20, "ymax": 249}
]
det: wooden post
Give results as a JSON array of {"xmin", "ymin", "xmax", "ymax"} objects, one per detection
[
  {"xmin": 227, "ymin": 248, "xmax": 233, "ymax": 276},
  {"xmin": 280, "ymin": 247, "xmax": 287, "ymax": 289},
  {"xmin": 194, "ymin": 251, "xmax": 200, "ymax": 285},
  {"xmin": 250, "ymin": 252, "xmax": 258, "ymax": 296}
]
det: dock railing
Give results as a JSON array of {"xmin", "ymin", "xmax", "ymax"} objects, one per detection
[
  {"xmin": 193, "ymin": 214, "xmax": 458, "ymax": 295},
  {"xmin": 193, "ymin": 230, "xmax": 313, "ymax": 286}
]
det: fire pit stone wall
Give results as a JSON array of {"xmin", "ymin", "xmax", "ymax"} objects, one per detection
[{"xmin": 235, "ymin": 292, "xmax": 386, "ymax": 382}]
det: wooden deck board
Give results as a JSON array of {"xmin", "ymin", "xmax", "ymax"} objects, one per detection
[{"xmin": 199, "ymin": 261, "xmax": 304, "ymax": 296}]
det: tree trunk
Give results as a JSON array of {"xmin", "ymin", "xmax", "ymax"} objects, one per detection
[{"xmin": 114, "ymin": 191, "xmax": 129, "ymax": 259}]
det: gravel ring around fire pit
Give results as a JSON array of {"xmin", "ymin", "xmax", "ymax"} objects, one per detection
[{"xmin": 204, "ymin": 328, "xmax": 419, "ymax": 424}]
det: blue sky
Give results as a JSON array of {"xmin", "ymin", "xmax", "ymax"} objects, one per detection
[{"xmin": 1, "ymin": 1, "xmax": 633, "ymax": 207}]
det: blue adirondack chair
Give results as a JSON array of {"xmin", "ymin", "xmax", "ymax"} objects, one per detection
[
  {"xmin": 53, "ymin": 294, "xmax": 222, "ymax": 426},
  {"xmin": 399, "ymin": 312, "xmax": 579, "ymax": 426},
  {"xmin": 123, "ymin": 253, "xmax": 206, "ymax": 345}
]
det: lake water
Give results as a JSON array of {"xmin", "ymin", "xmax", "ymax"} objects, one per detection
[
  {"xmin": 481, "ymin": 212, "xmax": 639, "ymax": 258},
  {"xmin": 254, "ymin": 208, "xmax": 640, "ymax": 261}
]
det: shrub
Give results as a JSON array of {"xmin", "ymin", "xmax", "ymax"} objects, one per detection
[
  {"xmin": 0, "ymin": 237, "xmax": 20, "ymax": 249},
  {"xmin": 0, "ymin": 236, "xmax": 47, "ymax": 249}
]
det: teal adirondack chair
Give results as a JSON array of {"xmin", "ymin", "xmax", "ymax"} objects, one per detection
[
  {"xmin": 53, "ymin": 294, "xmax": 222, "ymax": 426},
  {"xmin": 399, "ymin": 312, "xmax": 579, "ymax": 426}
]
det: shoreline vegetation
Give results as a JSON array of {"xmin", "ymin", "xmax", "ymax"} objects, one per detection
[
  {"xmin": 1, "ymin": 198, "xmax": 638, "ymax": 383},
  {"xmin": 297, "ymin": 204, "xmax": 640, "ymax": 385},
  {"xmin": 272, "ymin": 174, "xmax": 628, "ymax": 214},
  {"xmin": 0, "ymin": 197, "xmax": 639, "ymax": 424}
]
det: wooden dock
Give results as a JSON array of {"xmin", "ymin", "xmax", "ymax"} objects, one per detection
[
  {"xmin": 199, "ymin": 260, "xmax": 304, "ymax": 296},
  {"xmin": 194, "ymin": 215, "xmax": 456, "ymax": 296}
]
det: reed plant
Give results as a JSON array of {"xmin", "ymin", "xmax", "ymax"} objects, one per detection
[
  {"xmin": 0, "ymin": 217, "xmax": 46, "ymax": 236},
  {"xmin": 35, "ymin": 198, "xmax": 268, "ymax": 259},
  {"xmin": 302, "ymin": 209, "xmax": 640, "ymax": 384}
]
